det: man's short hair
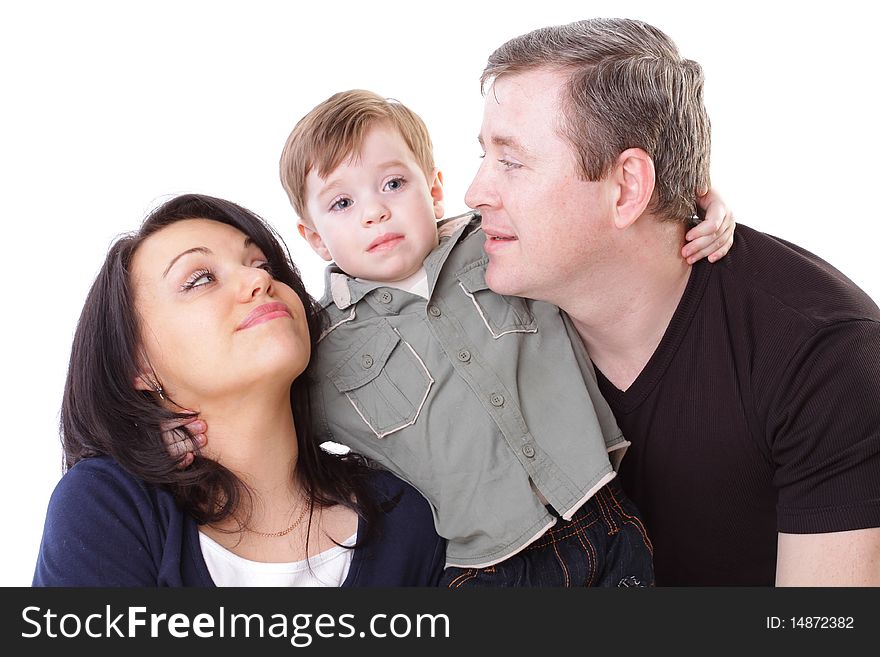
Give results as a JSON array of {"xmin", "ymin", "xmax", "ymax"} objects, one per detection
[
  {"xmin": 279, "ymin": 89, "xmax": 435, "ymax": 224},
  {"xmin": 481, "ymin": 18, "xmax": 711, "ymax": 223}
]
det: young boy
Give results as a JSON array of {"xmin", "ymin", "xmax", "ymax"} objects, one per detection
[{"xmin": 274, "ymin": 90, "xmax": 729, "ymax": 586}]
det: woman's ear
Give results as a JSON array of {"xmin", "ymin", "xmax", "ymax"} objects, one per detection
[
  {"xmin": 133, "ymin": 373, "xmax": 153, "ymax": 392},
  {"xmin": 431, "ymin": 169, "xmax": 445, "ymax": 220},
  {"xmin": 297, "ymin": 222, "xmax": 333, "ymax": 261}
]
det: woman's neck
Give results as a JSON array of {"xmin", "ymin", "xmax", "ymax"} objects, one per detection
[{"xmin": 197, "ymin": 387, "xmax": 302, "ymax": 512}]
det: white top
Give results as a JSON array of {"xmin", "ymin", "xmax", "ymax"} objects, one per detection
[
  {"xmin": 199, "ymin": 531, "xmax": 358, "ymax": 587},
  {"xmin": 359, "ymin": 266, "xmax": 429, "ymax": 299}
]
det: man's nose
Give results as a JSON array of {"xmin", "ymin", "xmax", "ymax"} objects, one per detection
[{"xmin": 465, "ymin": 162, "xmax": 495, "ymax": 209}]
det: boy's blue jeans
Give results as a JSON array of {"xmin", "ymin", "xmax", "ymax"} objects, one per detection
[{"xmin": 440, "ymin": 478, "xmax": 654, "ymax": 587}]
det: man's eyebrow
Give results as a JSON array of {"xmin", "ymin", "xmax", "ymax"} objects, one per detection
[
  {"xmin": 163, "ymin": 247, "xmax": 212, "ymax": 278},
  {"xmin": 477, "ymin": 134, "xmax": 528, "ymax": 153},
  {"xmin": 491, "ymin": 135, "xmax": 526, "ymax": 151}
]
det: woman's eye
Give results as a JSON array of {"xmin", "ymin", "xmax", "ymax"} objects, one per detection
[
  {"xmin": 383, "ymin": 177, "xmax": 406, "ymax": 192},
  {"xmin": 498, "ymin": 159, "xmax": 521, "ymax": 170},
  {"xmin": 181, "ymin": 269, "xmax": 214, "ymax": 291},
  {"xmin": 257, "ymin": 261, "xmax": 275, "ymax": 277},
  {"xmin": 330, "ymin": 197, "xmax": 353, "ymax": 212}
]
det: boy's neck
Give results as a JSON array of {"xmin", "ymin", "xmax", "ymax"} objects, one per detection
[{"xmin": 356, "ymin": 266, "xmax": 429, "ymax": 299}]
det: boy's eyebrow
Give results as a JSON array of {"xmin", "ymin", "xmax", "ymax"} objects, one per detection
[{"xmin": 314, "ymin": 159, "xmax": 414, "ymax": 198}]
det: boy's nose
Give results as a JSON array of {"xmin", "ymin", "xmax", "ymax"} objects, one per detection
[{"xmin": 362, "ymin": 204, "xmax": 391, "ymax": 226}]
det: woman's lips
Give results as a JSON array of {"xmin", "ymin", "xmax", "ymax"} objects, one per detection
[
  {"xmin": 237, "ymin": 302, "xmax": 292, "ymax": 330},
  {"xmin": 367, "ymin": 233, "xmax": 405, "ymax": 252}
]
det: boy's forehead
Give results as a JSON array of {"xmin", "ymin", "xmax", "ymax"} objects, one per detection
[{"xmin": 310, "ymin": 124, "xmax": 424, "ymax": 185}]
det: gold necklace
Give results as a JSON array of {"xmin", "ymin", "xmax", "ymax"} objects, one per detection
[{"xmin": 245, "ymin": 502, "xmax": 309, "ymax": 538}]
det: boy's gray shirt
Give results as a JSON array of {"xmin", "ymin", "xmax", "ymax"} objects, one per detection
[{"xmin": 309, "ymin": 213, "xmax": 626, "ymax": 567}]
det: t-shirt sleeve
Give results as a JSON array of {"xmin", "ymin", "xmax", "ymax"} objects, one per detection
[
  {"xmin": 769, "ymin": 320, "xmax": 880, "ymax": 533},
  {"xmin": 33, "ymin": 459, "xmax": 161, "ymax": 586}
]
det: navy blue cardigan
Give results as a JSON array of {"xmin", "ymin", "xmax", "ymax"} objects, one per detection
[{"xmin": 34, "ymin": 456, "xmax": 445, "ymax": 587}]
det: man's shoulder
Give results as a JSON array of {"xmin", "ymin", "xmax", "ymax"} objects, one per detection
[{"xmin": 718, "ymin": 224, "xmax": 880, "ymax": 326}]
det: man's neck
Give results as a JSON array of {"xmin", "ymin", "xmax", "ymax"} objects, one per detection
[{"xmin": 563, "ymin": 224, "xmax": 691, "ymax": 392}]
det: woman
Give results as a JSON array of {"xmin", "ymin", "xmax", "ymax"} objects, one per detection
[{"xmin": 33, "ymin": 193, "xmax": 445, "ymax": 586}]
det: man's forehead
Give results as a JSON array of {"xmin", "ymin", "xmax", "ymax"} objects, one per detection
[{"xmin": 484, "ymin": 67, "xmax": 569, "ymax": 105}]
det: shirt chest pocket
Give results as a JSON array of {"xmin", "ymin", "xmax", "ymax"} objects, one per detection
[
  {"xmin": 327, "ymin": 320, "xmax": 434, "ymax": 438},
  {"xmin": 457, "ymin": 263, "xmax": 537, "ymax": 338}
]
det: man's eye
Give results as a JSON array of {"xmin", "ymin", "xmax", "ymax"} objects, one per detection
[
  {"xmin": 330, "ymin": 197, "xmax": 353, "ymax": 212},
  {"xmin": 499, "ymin": 159, "xmax": 521, "ymax": 169}
]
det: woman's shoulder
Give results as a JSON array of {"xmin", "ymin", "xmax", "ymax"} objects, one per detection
[
  {"xmin": 51, "ymin": 455, "xmax": 144, "ymax": 500},
  {"xmin": 45, "ymin": 455, "xmax": 178, "ymax": 534},
  {"xmin": 363, "ymin": 469, "xmax": 431, "ymax": 517},
  {"xmin": 35, "ymin": 456, "xmax": 195, "ymax": 586},
  {"xmin": 347, "ymin": 468, "xmax": 445, "ymax": 586},
  {"xmin": 361, "ymin": 468, "xmax": 441, "ymax": 550}
]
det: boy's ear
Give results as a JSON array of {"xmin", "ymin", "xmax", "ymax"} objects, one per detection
[
  {"xmin": 297, "ymin": 222, "xmax": 333, "ymax": 261},
  {"xmin": 430, "ymin": 169, "xmax": 445, "ymax": 220},
  {"xmin": 611, "ymin": 148, "xmax": 655, "ymax": 230}
]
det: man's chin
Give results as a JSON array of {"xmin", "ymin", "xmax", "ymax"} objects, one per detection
[{"xmin": 485, "ymin": 262, "xmax": 522, "ymax": 298}]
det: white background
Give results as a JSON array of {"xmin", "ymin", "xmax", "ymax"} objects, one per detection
[{"xmin": 2, "ymin": 0, "xmax": 878, "ymax": 586}]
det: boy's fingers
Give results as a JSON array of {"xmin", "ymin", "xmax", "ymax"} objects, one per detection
[{"xmin": 687, "ymin": 221, "xmax": 735, "ymax": 263}]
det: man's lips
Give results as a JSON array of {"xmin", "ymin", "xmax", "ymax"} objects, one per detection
[
  {"xmin": 237, "ymin": 302, "xmax": 292, "ymax": 331},
  {"xmin": 482, "ymin": 226, "xmax": 517, "ymax": 241},
  {"xmin": 367, "ymin": 233, "xmax": 405, "ymax": 252}
]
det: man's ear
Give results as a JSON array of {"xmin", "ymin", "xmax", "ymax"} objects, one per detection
[
  {"xmin": 611, "ymin": 148, "xmax": 655, "ymax": 230},
  {"xmin": 297, "ymin": 222, "xmax": 333, "ymax": 261},
  {"xmin": 430, "ymin": 169, "xmax": 445, "ymax": 220}
]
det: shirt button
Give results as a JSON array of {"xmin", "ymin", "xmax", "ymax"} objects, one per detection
[
  {"xmin": 428, "ymin": 305, "xmax": 441, "ymax": 317},
  {"xmin": 377, "ymin": 290, "xmax": 392, "ymax": 304},
  {"xmin": 522, "ymin": 444, "xmax": 536, "ymax": 458},
  {"xmin": 490, "ymin": 393, "xmax": 504, "ymax": 407},
  {"xmin": 457, "ymin": 349, "xmax": 471, "ymax": 362},
  {"xmin": 361, "ymin": 354, "xmax": 374, "ymax": 369}
]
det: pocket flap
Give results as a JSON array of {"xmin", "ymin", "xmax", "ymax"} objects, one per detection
[
  {"xmin": 456, "ymin": 258, "xmax": 491, "ymax": 293},
  {"xmin": 328, "ymin": 321, "xmax": 400, "ymax": 392}
]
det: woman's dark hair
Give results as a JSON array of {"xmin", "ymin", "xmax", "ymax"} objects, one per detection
[{"xmin": 61, "ymin": 193, "xmax": 380, "ymax": 536}]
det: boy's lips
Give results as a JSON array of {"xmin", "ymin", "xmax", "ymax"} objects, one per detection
[
  {"xmin": 367, "ymin": 232, "xmax": 405, "ymax": 252},
  {"xmin": 237, "ymin": 302, "xmax": 292, "ymax": 331}
]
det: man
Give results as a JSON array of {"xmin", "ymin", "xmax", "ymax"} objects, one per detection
[{"xmin": 465, "ymin": 18, "xmax": 880, "ymax": 585}]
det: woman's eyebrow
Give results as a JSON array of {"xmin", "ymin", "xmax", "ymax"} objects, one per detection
[{"xmin": 163, "ymin": 247, "xmax": 212, "ymax": 278}]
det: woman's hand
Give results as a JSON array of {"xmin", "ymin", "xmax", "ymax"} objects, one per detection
[
  {"xmin": 682, "ymin": 189, "xmax": 736, "ymax": 264},
  {"xmin": 161, "ymin": 417, "xmax": 207, "ymax": 468}
]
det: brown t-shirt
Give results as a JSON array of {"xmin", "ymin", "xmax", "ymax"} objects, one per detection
[{"xmin": 598, "ymin": 225, "xmax": 880, "ymax": 586}]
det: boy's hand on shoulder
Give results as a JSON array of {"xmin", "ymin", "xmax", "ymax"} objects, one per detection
[{"xmin": 683, "ymin": 189, "xmax": 736, "ymax": 264}]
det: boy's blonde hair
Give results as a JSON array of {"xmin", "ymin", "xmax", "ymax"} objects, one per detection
[{"xmin": 280, "ymin": 89, "xmax": 436, "ymax": 225}]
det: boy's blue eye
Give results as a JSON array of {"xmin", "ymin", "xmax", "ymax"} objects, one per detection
[
  {"xmin": 383, "ymin": 177, "xmax": 406, "ymax": 192},
  {"xmin": 330, "ymin": 197, "xmax": 353, "ymax": 212}
]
